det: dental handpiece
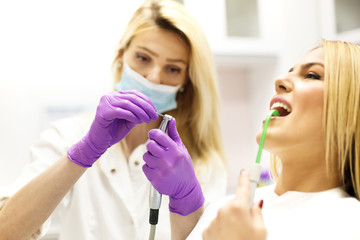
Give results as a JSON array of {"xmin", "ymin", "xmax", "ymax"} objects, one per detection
[
  {"xmin": 148, "ymin": 113, "xmax": 173, "ymax": 240},
  {"xmin": 249, "ymin": 109, "xmax": 279, "ymax": 206}
]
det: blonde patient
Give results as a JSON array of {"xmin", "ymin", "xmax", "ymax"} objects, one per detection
[{"xmin": 143, "ymin": 39, "xmax": 360, "ymax": 240}]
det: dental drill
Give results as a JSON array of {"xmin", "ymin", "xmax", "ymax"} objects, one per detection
[
  {"xmin": 148, "ymin": 113, "xmax": 173, "ymax": 240},
  {"xmin": 249, "ymin": 109, "xmax": 279, "ymax": 205}
]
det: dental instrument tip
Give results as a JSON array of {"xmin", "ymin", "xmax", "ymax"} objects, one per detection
[{"xmin": 157, "ymin": 112, "xmax": 165, "ymax": 118}]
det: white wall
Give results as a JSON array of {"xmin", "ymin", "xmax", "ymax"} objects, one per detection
[{"xmin": 0, "ymin": 0, "xmax": 145, "ymax": 187}]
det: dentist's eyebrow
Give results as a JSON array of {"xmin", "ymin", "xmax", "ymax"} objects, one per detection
[
  {"xmin": 137, "ymin": 46, "xmax": 187, "ymax": 65},
  {"xmin": 166, "ymin": 58, "xmax": 187, "ymax": 65},
  {"xmin": 137, "ymin": 46, "xmax": 159, "ymax": 57},
  {"xmin": 137, "ymin": 45, "xmax": 187, "ymax": 65}
]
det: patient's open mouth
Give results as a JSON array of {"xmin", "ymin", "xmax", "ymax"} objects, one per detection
[{"xmin": 270, "ymin": 102, "xmax": 291, "ymax": 117}]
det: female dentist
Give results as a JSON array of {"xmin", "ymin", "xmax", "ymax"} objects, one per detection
[{"xmin": 0, "ymin": 0, "xmax": 227, "ymax": 239}]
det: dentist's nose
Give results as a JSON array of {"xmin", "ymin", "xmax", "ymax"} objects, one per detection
[
  {"xmin": 275, "ymin": 74, "xmax": 293, "ymax": 93},
  {"xmin": 145, "ymin": 67, "xmax": 162, "ymax": 84}
]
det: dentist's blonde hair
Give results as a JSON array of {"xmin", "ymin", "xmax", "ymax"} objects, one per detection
[
  {"xmin": 270, "ymin": 39, "xmax": 360, "ymax": 199},
  {"xmin": 112, "ymin": 0, "xmax": 226, "ymax": 170}
]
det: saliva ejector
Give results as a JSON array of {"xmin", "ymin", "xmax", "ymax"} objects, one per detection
[
  {"xmin": 249, "ymin": 109, "xmax": 279, "ymax": 205},
  {"xmin": 148, "ymin": 113, "xmax": 173, "ymax": 240}
]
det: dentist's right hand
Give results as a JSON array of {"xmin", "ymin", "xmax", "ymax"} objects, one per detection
[
  {"xmin": 68, "ymin": 90, "xmax": 158, "ymax": 168},
  {"xmin": 143, "ymin": 119, "xmax": 205, "ymax": 216}
]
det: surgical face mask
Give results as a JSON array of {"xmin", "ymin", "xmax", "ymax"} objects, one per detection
[{"xmin": 115, "ymin": 63, "xmax": 182, "ymax": 114}]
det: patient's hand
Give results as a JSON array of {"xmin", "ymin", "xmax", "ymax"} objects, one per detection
[{"xmin": 202, "ymin": 171, "xmax": 267, "ymax": 240}]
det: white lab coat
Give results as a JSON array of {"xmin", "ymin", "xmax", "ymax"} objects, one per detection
[
  {"xmin": 0, "ymin": 114, "xmax": 227, "ymax": 240},
  {"xmin": 188, "ymin": 184, "xmax": 360, "ymax": 240}
]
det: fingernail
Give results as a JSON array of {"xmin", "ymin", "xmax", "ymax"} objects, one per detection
[
  {"xmin": 259, "ymin": 199, "xmax": 264, "ymax": 209},
  {"xmin": 240, "ymin": 169, "xmax": 246, "ymax": 175}
]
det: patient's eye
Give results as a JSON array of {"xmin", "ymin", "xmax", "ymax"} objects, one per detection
[{"xmin": 306, "ymin": 72, "xmax": 321, "ymax": 80}]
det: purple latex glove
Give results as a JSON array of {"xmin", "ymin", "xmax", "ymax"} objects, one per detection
[
  {"xmin": 142, "ymin": 119, "xmax": 204, "ymax": 216},
  {"xmin": 68, "ymin": 90, "xmax": 158, "ymax": 167}
]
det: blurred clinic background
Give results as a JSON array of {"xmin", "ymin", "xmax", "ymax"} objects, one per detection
[{"xmin": 0, "ymin": 0, "xmax": 360, "ymax": 238}]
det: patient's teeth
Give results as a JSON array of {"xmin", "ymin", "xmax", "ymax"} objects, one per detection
[{"xmin": 271, "ymin": 102, "xmax": 291, "ymax": 112}]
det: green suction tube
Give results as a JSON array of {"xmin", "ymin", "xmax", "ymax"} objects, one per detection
[
  {"xmin": 249, "ymin": 109, "xmax": 279, "ymax": 206},
  {"xmin": 255, "ymin": 109, "xmax": 279, "ymax": 164}
]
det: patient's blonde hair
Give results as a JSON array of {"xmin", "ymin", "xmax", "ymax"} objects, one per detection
[
  {"xmin": 112, "ymin": 0, "xmax": 226, "ymax": 169},
  {"xmin": 270, "ymin": 39, "xmax": 360, "ymax": 199}
]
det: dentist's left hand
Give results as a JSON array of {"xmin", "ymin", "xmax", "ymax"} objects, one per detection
[
  {"xmin": 68, "ymin": 90, "xmax": 158, "ymax": 167},
  {"xmin": 143, "ymin": 119, "xmax": 204, "ymax": 216}
]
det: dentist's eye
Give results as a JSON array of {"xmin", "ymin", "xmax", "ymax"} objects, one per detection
[
  {"xmin": 136, "ymin": 53, "xmax": 149, "ymax": 62},
  {"xmin": 169, "ymin": 67, "xmax": 181, "ymax": 73},
  {"xmin": 306, "ymin": 72, "xmax": 321, "ymax": 80},
  {"xmin": 165, "ymin": 65, "xmax": 181, "ymax": 74}
]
